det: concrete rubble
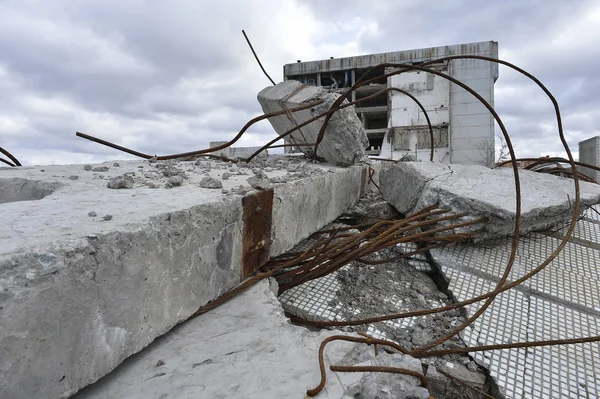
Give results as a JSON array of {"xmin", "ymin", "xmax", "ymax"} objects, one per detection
[
  {"xmin": 258, "ymin": 80, "xmax": 369, "ymax": 167},
  {"xmin": 278, "ymin": 192, "xmax": 499, "ymax": 398},
  {"xmin": 0, "ymin": 155, "xmax": 371, "ymax": 399},
  {"xmin": 380, "ymin": 162, "xmax": 600, "ymax": 239}
]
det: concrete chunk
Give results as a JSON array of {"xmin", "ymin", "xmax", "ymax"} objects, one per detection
[
  {"xmin": 257, "ymin": 80, "xmax": 369, "ymax": 166},
  {"xmin": 106, "ymin": 175, "xmax": 133, "ymax": 189},
  {"xmin": 0, "ymin": 158, "xmax": 366, "ymax": 399},
  {"xmin": 380, "ymin": 162, "xmax": 600, "ymax": 239},
  {"xmin": 438, "ymin": 361, "xmax": 486, "ymax": 389},
  {"xmin": 199, "ymin": 176, "xmax": 222, "ymax": 189}
]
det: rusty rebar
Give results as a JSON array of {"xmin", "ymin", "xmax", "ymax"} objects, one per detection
[
  {"xmin": 242, "ymin": 29, "xmax": 276, "ymax": 86},
  {"xmin": 0, "ymin": 146, "xmax": 21, "ymax": 166},
  {"xmin": 127, "ymin": 51, "xmax": 588, "ymax": 396},
  {"xmin": 76, "ymin": 99, "xmax": 322, "ymax": 160},
  {"xmin": 296, "ymin": 55, "xmax": 581, "ymax": 364},
  {"xmin": 306, "ymin": 335, "xmax": 413, "ymax": 396},
  {"xmin": 0, "ymin": 157, "xmax": 16, "ymax": 167}
]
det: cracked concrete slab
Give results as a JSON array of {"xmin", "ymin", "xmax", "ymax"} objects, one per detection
[
  {"xmin": 0, "ymin": 156, "xmax": 369, "ymax": 399},
  {"xmin": 380, "ymin": 162, "xmax": 600, "ymax": 239}
]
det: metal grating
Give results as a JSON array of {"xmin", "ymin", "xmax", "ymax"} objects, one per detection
[
  {"xmin": 568, "ymin": 218, "xmax": 600, "ymax": 243},
  {"xmin": 436, "ymin": 215, "xmax": 600, "ymax": 399},
  {"xmin": 279, "ymin": 272, "xmax": 341, "ymax": 322},
  {"xmin": 397, "ymin": 242, "xmax": 434, "ymax": 273},
  {"xmin": 524, "ymin": 296, "xmax": 600, "ymax": 399},
  {"xmin": 584, "ymin": 205, "xmax": 600, "ymax": 222}
]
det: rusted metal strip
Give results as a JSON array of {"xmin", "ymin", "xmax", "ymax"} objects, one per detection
[
  {"xmin": 360, "ymin": 166, "xmax": 367, "ymax": 197},
  {"xmin": 241, "ymin": 188, "xmax": 274, "ymax": 278}
]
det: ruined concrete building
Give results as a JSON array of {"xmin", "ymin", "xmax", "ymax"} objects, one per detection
[{"xmin": 283, "ymin": 41, "xmax": 498, "ymax": 165}]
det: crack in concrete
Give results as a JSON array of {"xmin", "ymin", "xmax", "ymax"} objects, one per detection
[
  {"xmin": 520, "ymin": 286, "xmax": 532, "ymax": 398},
  {"xmin": 144, "ymin": 372, "xmax": 166, "ymax": 381},
  {"xmin": 191, "ymin": 349, "xmax": 243, "ymax": 369}
]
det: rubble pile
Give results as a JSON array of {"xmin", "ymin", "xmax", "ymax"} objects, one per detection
[{"xmin": 278, "ymin": 192, "xmax": 500, "ymax": 398}]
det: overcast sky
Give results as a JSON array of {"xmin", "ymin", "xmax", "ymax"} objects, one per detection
[{"xmin": 1, "ymin": 0, "xmax": 598, "ymax": 165}]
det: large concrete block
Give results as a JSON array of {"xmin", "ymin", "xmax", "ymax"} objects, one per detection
[
  {"xmin": 258, "ymin": 80, "xmax": 369, "ymax": 166},
  {"xmin": 380, "ymin": 162, "xmax": 600, "ymax": 239},
  {"xmin": 0, "ymin": 156, "xmax": 366, "ymax": 399}
]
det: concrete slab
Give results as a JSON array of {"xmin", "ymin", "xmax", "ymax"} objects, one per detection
[
  {"xmin": 258, "ymin": 80, "xmax": 369, "ymax": 167},
  {"xmin": 0, "ymin": 156, "xmax": 367, "ymax": 399},
  {"xmin": 380, "ymin": 162, "xmax": 600, "ymax": 239},
  {"xmin": 73, "ymin": 279, "xmax": 431, "ymax": 399}
]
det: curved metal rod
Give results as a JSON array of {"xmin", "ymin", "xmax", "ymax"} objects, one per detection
[
  {"xmin": 0, "ymin": 146, "xmax": 21, "ymax": 166},
  {"xmin": 411, "ymin": 55, "xmax": 580, "ymax": 356},
  {"xmin": 242, "ymin": 29, "xmax": 276, "ymax": 86},
  {"xmin": 0, "ymin": 157, "xmax": 16, "ymax": 167},
  {"xmin": 540, "ymin": 167, "xmax": 597, "ymax": 184},
  {"xmin": 76, "ymin": 99, "xmax": 323, "ymax": 160},
  {"xmin": 498, "ymin": 156, "xmax": 600, "ymax": 172},
  {"xmin": 306, "ymin": 335, "xmax": 415, "ymax": 397},
  {"xmin": 295, "ymin": 56, "xmax": 581, "ymax": 361},
  {"xmin": 335, "ymin": 62, "xmax": 523, "ymax": 356}
]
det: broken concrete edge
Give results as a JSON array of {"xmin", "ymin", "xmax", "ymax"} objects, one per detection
[
  {"xmin": 0, "ymin": 158, "xmax": 372, "ymax": 399},
  {"xmin": 380, "ymin": 162, "xmax": 600, "ymax": 240},
  {"xmin": 258, "ymin": 80, "xmax": 369, "ymax": 167}
]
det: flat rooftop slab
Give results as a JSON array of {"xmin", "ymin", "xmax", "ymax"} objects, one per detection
[
  {"xmin": 0, "ymin": 156, "xmax": 370, "ymax": 398},
  {"xmin": 75, "ymin": 278, "xmax": 342, "ymax": 399},
  {"xmin": 72, "ymin": 279, "xmax": 415, "ymax": 399}
]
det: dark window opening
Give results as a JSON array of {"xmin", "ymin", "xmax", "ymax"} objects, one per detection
[
  {"xmin": 368, "ymin": 137, "xmax": 384, "ymax": 152},
  {"xmin": 356, "ymin": 90, "xmax": 388, "ymax": 108},
  {"xmin": 321, "ymin": 71, "xmax": 351, "ymax": 89},
  {"xmin": 355, "ymin": 66, "xmax": 387, "ymax": 85},
  {"xmin": 365, "ymin": 115, "xmax": 387, "ymax": 130},
  {"xmin": 288, "ymin": 74, "xmax": 318, "ymax": 86}
]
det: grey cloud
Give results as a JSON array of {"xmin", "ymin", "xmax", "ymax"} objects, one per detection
[{"xmin": 1, "ymin": 0, "xmax": 598, "ymax": 165}]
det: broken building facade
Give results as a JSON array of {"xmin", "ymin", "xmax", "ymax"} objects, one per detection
[{"xmin": 283, "ymin": 41, "xmax": 499, "ymax": 166}]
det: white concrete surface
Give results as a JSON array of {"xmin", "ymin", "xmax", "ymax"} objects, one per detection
[
  {"xmin": 380, "ymin": 162, "xmax": 600, "ymax": 239},
  {"xmin": 73, "ymin": 279, "xmax": 429, "ymax": 399},
  {"xmin": 258, "ymin": 80, "xmax": 369, "ymax": 166},
  {"xmin": 381, "ymin": 64, "xmax": 451, "ymax": 163},
  {"xmin": 0, "ymin": 156, "xmax": 367, "ymax": 399}
]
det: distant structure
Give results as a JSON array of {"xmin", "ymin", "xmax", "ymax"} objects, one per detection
[
  {"xmin": 209, "ymin": 141, "xmax": 267, "ymax": 159},
  {"xmin": 283, "ymin": 41, "xmax": 499, "ymax": 166},
  {"xmin": 579, "ymin": 136, "xmax": 600, "ymax": 181}
]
